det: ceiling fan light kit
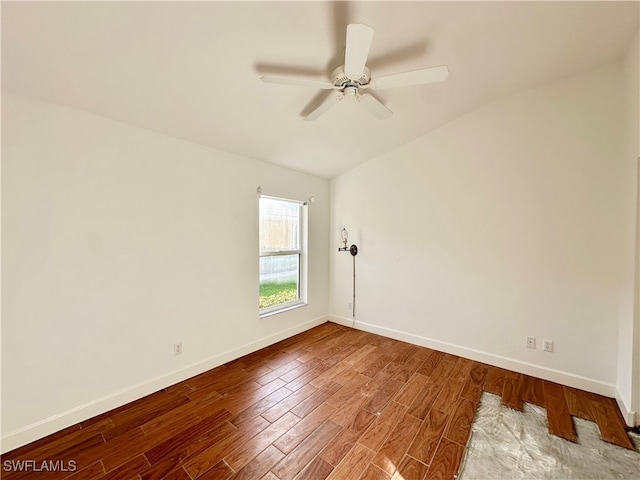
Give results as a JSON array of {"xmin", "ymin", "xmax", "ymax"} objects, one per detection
[{"xmin": 261, "ymin": 23, "xmax": 449, "ymax": 121}]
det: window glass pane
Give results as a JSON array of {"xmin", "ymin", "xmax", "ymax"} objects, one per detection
[
  {"xmin": 259, "ymin": 254, "xmax": 299, "ymax": 309},
  {"xmin": 259, "ymin": 198, "xmax": 300, "ymax": 252}
]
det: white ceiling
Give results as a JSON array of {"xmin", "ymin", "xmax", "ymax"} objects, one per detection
[{"xmin": 2, "ymin": 1, "xmax": 638, "ymax": 178}]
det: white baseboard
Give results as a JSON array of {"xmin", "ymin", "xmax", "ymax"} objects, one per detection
[
  {"xmin": 1, "ymin": 315, "xmax": 329, "ymax": 453},
  {"xmin": 330, "ymin": 315, "xmax": 618, "ymax": 399},
  {"xmin": 615, "ymin": 390, "xmax": 638, "ymax": 427}
]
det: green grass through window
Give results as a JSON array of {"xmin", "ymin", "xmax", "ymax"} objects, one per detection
[{"xmin": 259, "ymin": 282, "xmax": 298, "ymax": 309}]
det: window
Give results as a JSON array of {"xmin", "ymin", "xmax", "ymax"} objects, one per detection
[{"xmin": 259, "ymin": 196, "xmax": 307, "ymax": 316}]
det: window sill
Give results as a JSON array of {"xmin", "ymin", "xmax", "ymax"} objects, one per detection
[{"xmin": 259, "ymin": 301, "xmax": 307, "ymax": 318}]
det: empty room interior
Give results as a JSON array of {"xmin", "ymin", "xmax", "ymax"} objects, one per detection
[{"xmin": 1, "ymin": 1, "xmax": 640, "ymax": 479}]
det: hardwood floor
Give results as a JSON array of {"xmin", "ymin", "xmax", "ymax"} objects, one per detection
[{"xmin": 2, "ymin": 322, "xmax": 635, "ymax": 480}]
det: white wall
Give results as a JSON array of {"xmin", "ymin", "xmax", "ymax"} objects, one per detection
[
  {"xmin": 330, "ymin": 61, "xmax": 632, "ymax": 398},
  {"xmin": 1, "ymin": 92, "xmax": 330, "ymax": 451}
]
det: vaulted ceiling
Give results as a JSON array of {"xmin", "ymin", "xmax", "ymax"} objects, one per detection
[{"xmin": 2, "ymin": 1, "xmax": 638, "ymax": 178}]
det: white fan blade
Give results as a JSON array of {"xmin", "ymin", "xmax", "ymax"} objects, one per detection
[
  {"xmin": 304, "ymin": 94, "xmax": 344, "ymax": 121},
  {"xmin": 261, "ymin": 75, "xmax": 334, "ymax": 89},
  {"xmin": 370, "ymin": 65, "xmax": 449, "ymax": 90},
  {"xmin": 344, "ymin": 23, "xmax": 374, "ymax": 79},
  {"xmin": 358, "ymin": 93, "xmax": 393, "ymax": 120}
]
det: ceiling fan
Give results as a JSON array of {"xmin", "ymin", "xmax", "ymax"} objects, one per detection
[{"xmin": 261, "ymin": 23, "xmax": 449, "ymax": 121}]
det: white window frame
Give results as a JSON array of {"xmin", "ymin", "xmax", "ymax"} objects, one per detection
[{"xmin": 259, "ymin": 195, "xmax": 308, "ymax": 317}]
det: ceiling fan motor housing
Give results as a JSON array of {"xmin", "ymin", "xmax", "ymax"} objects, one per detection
[{"xmin": 332, "ymin": 65, "xmax": 371, "ymax": 89}]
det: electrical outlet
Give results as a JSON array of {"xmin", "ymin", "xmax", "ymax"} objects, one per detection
[
  {"xmin": 347, "ymin": 302, "xmax": 352, "ymax": 310},
  {"xmin": 526, "ymin": 336, "xmax": 536, "ymax": 349},
  {"xmin": 543, "ymin": 339, "xmax": 554, "ymax": 353},
  {"xmin": 174, "ymin": 341, "xmax": 183, "ymax": 356}
]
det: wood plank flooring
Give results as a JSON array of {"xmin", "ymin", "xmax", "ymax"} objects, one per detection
[{"xmin": 2, "ymin": 322, "xmax": 635, "ymax": 480}]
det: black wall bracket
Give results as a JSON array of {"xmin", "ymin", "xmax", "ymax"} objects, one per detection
[{"xmin": 338, "ymin": 244, "xmax": 358, "ymax": 256}]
